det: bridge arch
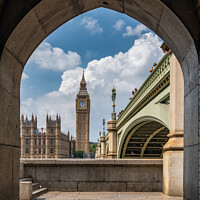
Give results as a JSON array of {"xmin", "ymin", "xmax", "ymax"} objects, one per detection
[
  {"xmin": 0, "ymin": 0, "xmax": 199, "ymax": 199},
  {"xmin": 117, "ymin": 116, "xmax": 169, "ymax": 158}
]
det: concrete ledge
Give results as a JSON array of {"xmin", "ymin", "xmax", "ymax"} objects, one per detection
[{"xmin": 21, "ymin": 159, "xmax": 163, "ymax": 192}]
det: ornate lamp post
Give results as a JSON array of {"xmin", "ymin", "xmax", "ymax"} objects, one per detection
[
  {"xmin": 107, "ymin": 87, "xmax": 117, "ymax": 159},
  {"xmin": 111, "ymin": 87, "xmax": 116, "ymax": 120},
  {"xmin": 102, "ymin": 119, "xmax": 105, "ymax": 136}
]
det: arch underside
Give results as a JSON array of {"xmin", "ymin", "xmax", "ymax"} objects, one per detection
[{"xmin": 122, "ymin": 121, "xmax": 169, "ymax": 159}]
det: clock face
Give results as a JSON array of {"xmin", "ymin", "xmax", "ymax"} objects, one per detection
[{"xmin": 79, "ymin": 101, "xmax": 86, "ymax": 108}]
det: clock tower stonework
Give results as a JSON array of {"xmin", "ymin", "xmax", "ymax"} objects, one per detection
[{"xmin": 76, "ymin": 70, "xmax": 90, "ymax": 157}]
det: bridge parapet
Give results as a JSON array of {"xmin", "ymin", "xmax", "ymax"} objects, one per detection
[{"xmin": 116, "ymin": 53, "xmax": 170, "ymax": 130}]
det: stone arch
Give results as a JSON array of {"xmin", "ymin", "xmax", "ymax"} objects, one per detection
[{"xmin": 0, "ymin": 0, "xmax": 199, "ymax": 199}]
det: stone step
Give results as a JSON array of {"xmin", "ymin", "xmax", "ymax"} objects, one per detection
[
  {"xmin": 20, "ymin": 178, "xmax": 32, "ymax": 182},
  {"xmin": 32, "ymin": 183, "xmax": 40, "ymax": 190},
  {"xmin": 32, "ymin": 188, "xmax": 48, "ymax": 199}
]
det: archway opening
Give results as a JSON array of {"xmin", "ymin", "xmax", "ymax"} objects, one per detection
[{"xmin": 0, "ymin": 0, "xmax": 199, "ymax": 199}]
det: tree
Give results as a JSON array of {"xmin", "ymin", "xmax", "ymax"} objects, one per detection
[
  {"xmin": 74, "ymin": 151, "xmax": 84, "ymax": 158},
  {"xmin": 89, "ymin": 143, "xmax": 97, "ymax": 152}
]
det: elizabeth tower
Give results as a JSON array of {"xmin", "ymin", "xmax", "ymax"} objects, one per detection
[{"xmin": 76, "ymin": 69, "xmax": 90, "ymax": 156}]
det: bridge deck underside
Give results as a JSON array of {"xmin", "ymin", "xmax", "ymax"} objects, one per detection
[{"xmin": 123, "ymin": 121, "xmax": 169, "ymax": 159}]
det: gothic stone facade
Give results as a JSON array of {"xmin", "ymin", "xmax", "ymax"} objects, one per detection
[
  {"xmin": 76, "ymin": 70, "xmax": 90, "ymax": 156},
  {"xmin": 20, "ymin": 114, "xmax": 75, "ymax": 158}
]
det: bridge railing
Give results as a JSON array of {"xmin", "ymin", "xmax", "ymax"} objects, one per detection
[{"xmin": 116, "ymin": 53, "xmax": 170, "ymax": 129}]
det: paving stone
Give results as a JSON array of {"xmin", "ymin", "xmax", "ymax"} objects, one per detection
[{"xmin": 34, "ymin": 192, "xmax": 183, "ymax": 200}]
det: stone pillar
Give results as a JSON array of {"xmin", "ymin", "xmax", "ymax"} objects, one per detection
[
  {"xmin": 21, "ymin": 137, "xmax": 25, "ymax": 158},
  {"xmin": 97, "ymin": 143, "xmax": 101, "ymax": 158},
  {"xmin": 95, "ymin": 147, "xmax": 98, "ymax": 158},
  {"xmin": 55, "ymin": 135, "xmax": 61, "ymax": 158},
  {"xmin": 107, "ymin": 120, "xmax": 117, "ymax": 159},
  {"xmin": 30, "ymin": 123, "xmax": 34, "ymax": 158},
  {"xmin": 20, "ymin": 162, "xmax": 24, "ymax": 179},
  {"xmin": 100, "ymin": 119, "xmax": 106, "ymax": 159},
  {"xmin": 100, "ymin": 136, "xmax": 106, "ymax": 159},
  {"xmin": 20, "ymin": 181, "xmax": 32, "ymax": 200},
  {"xmin": 163, "ymin": 54, "xmax": 184, "ymax": 196},
  {"xmin": 40, "ymin": 136, "xmax": 43, "ymax": 158},
  {"xmin": 45, "ymin": 135, "xmax": 50, "ymax": 158},
  {"xmin": 55, "ymin": 116, "xmax": 60, "ymax": 158}
]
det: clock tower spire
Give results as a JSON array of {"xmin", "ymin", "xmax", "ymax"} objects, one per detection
[
  {"xmin": 76, "ymin": 68, "xmax": 90, "ymax": 157},
  {"xmin": 78, "ymin": 68, "xmax": 88, "ymax": 94}
]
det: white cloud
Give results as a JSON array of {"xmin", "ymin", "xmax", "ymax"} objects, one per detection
[
  {"xmin": 123, "ymin": 24, "xmax": 148, "ymax": 37},
  {"xmin": 81, "ymin": 17, "xmax": 103, "ymax": 35},
  {"xmin": 113, "ymin": 19, "xmax": 125, "ymax": 31},
  {"xmin": 28, "ymin": 42, "xmax": 81, "ymax": 71},
  {"xmin": 21, "ymin": 32, "xmax": 163, "ymax": 142},
  {"xmin": 22, "ymin": 72, "xmax": 29, "ymax": 80}
]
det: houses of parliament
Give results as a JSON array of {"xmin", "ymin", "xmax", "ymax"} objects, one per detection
[{"xmin": 20, "ymin": 70, "xmax": 90, "ymax": 158}]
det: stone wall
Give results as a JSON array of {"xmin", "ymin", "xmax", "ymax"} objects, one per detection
[{"xmin": 21, "ymin": 159, "xmax": 162, "ymax": 192}]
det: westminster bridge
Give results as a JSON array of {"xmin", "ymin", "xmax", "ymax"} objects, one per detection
[
  {"xmin": 116, "ymin": 52, "xmax": 171, "ymax": 159},
  {"xmin": 96, "ymin": 50, "xmax": 184, "ymax": 197}
]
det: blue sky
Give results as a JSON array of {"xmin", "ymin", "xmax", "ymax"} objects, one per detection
[{"xmin": 21, "ymin": 8, "xmax": 164, "ymax": 142}]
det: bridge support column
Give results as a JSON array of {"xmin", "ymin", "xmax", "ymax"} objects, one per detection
[
  {"xmin": 163, "ymin": 54, "xmax": 184, "ymax": 197},
  {"xmin": 100, "ymin": 136, "xmax": 106, "ymax": 159},
  {"xmin": 107, "ymin": 120, "xmax": 117, "ymax": 159}
]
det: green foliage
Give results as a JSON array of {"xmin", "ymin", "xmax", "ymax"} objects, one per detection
[
  {"xmin": 74, "ymin": 151, "xmax": 84, "ymax": 158},
  {"xmin": 89, "ymin": 143, "xmax": 97, "ymax": 152}
]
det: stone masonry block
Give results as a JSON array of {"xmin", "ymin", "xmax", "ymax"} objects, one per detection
[
  {"xmin": 124, "ymin": 0, "xmax": 160, "ymax": 33},
  {"xmin": 0, "ymin": 48, "xmax": 23, "ymax": 97},
  {"xmin": 20, "ymin": 181, "xmax": 32, "ymax": 200},
  {"xmin": 33, "ymin": 0, "xmax": 78, "ymax": 36},
  {"xmin": 76, "ymin": 166, "xmax": 105, "ymax": 182},
  {"xmin": 5, "ymin": 10, "xmax": 46, "ymax": 65},
  {"xmin": 105, "ymin": 166, "xmax": 161, "ymax": 182},
  {"xmin": 0, "ymin": 145, "xmax": 13, "ymax": 199},
  {"xmin": 59, "ymin": 166, "xmax": 78, "ymax": 182},
  {"xmin": 181, "ymin": 58, "xmax": 190, "ymax": 97},
  {"xmin": 184, "ymin": 44, "xmax": 199, "ymax": 92},
  {"xmin": 184, "ymin": 86, "xmax": 199, "ymax": 147},
  {"xmin": 35, "ymin": 167, "xmax": 53, "ymax": 182},
  {"xmin": 13, "ymin": 147, "xmax": 20, "ymax": 198},
  {"xmin": 156, "ymin": 6, "xmax": 193, "ymax": 63},
  {"xmin": 184, "ymin": 145, "xmax": 198, "ymax": 200},
  {"xmin": 24, "ymin": 167, "xmax": 36, "ymax": 181},
  {"xmin": 125, "ymin": 0, "xmax": 164, "ymax": 21},
  {"xmin": 47, "ymin": 181, "xmax": 77, "ymax": 192},
  {"xmin": 127, "ymin": 182, "xmax": 162, "ymax": 192},
  {"xmin": 78, "ymin": 182, "xmax": 126, "ymax": 192},
  {"xmin": 100, "ymin": 0, "xmax": 123, "ymax": 13},
  {"xmin": 33, "ymin": 0, "xmax": 75, "ymax": 24},
  {"xmin": 76, "ymin": 0, "xmax": 99, "ymax": 13},
  {"xmin": 0, "ymin": 87, "xmax": 20, "ymax": 146}
]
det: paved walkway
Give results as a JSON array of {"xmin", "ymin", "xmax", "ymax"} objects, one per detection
[{"xmin": 34, "ymin": 191, "xmax": 183, "ymax": 200}]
